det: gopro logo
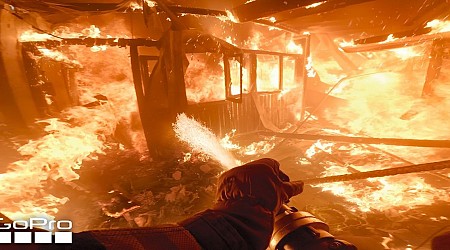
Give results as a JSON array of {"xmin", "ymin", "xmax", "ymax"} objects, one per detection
[{"xmin": 0, "ymin": 218, "xmax": 72, "ymax": 244}]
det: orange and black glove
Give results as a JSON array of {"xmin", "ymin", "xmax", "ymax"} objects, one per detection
[
  {"xmin": 180, "ymin": 158, "xmax": 304, "ymax": 250},
  {"xmin": 216, "ymin": 158, "xmax": 303, "ymax": 213}
]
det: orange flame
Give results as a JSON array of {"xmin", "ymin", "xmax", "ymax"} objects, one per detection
[
  {"xmin": 2, "ymin": 24, "xmax": 145, "ymax": 220},
  {"xmin": 305, "ymin": 1, "xmax": 326, "ymax": 9},
  {"xmin": 225, "ymin": 9, "xmax": 240, "ymax": 23},
  {"xmin": 426, "ymin": 19, "xmax": 450, "ymax": 34},
  {"xmin": 1, "ymin": 104, "xmax": 117, "ymax": 220}
]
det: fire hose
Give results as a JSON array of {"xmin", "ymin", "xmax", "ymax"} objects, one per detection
[
  {"xmin": 271, "ymin": 204, "xmax": 357, "ymax": 250},
  {"xmin": 270, "ymin": 160, "xmax": 450, "ymax": 250}
]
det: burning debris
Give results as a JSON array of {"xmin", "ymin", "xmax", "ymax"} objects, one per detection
[{"xmin": 0, "ymin": 0, "xmax": 450, "ymax": 249}]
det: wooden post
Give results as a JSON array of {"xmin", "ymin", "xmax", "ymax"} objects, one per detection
[
  {"xmin": 0, "ymin": 9, "xmax": 39, "ymax": 125},
  {"xmin": 422, "ymin": 39, "xmax": 445, "ymax": 97}
]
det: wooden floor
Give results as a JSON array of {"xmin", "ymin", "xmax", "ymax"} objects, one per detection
[{"xmin": 1, "ymin": 119, "xmax": 449, "ymax": 249}]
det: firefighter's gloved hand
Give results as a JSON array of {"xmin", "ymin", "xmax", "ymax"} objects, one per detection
[
  {"xmin": 216, "ymin": 158, "xmax": 304, "ymax": 213},
  {"xmin": 180, "ymin": 158, "xmax": 304, "ymax": 250}
]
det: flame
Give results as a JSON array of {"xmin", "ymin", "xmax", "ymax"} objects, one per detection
[
  {"xmin": 101, "ymin": 205, "xmax": 140, "ymax": 218},
  {"xmin": 310, "ymin": 37, "xmax": 450, "ymax": 212},
  {"xmin": 195, "ymin": 16, "xmax": 306, "ymax": 117},
  {"xmin": 316, "ymin": 164, "xmax": 449, "ymax": 212},
  {"xmin": 219, "ymin": 131, "xmax": 277, "ymax": 156},
  {"xmin": 185, "ymin": 53, "xmax": 226, "ymax": 103},
  {"xmin": 381, "ymin": 234, "xmax": 394, "ymax": 249},
  {"xmin": 240, "ymin": 139, "xmax": 276, "ymax": 156},
  {"xmin": 145, "ymin": 0, "xmax": 157, "ymax": 8},
  {"xmin": 305, "ymin": 1, "xmax": 326, "ymax": 9},
  {"xmin": 338, "ymin": 39, "xmax": 355, "ymax": 48},
  {"xmin": 90, "ymin": 45, "xmax": 108, "ymax": 52},
  {"xmin": 20, "ymin": 24, "xmax": 126, "ymax": 43},
  {"xmin": 286, "ymin": 40, "xmax": 303, "ymax": 54},
  {"xmin": 306, "ymin": 55, "xmax": 316, "ymax": 77},
  {"xmin": 257, "ymin": 54, "xmax": 280, "ymax": 91},
  {"xmin": 389, "ymin": 46, "xmax": 423, "ymax": 60},
  {"xmin": 1, "ymin": 104, "xmax": 117, "ymax": 220},
  {"xmin": 304, "ymin": 139, "xmax": 450, "ymax": 213},
  {"xmin": 380, "ymin": 34, "xmax": 398, "ymax": 43},
  {"xmin": 35, "ymin": 48, "xmax": 82, "ymax": 67},
  {"xmin": 128, "ymin": 0, "xmax": 156, "ymax": 11},
  {"xmin": 2, "ymin": 24, "xmax": 146, "ymax": 221},
  {"xmin": 128, "ymin": 1, "xmax": 143, "ymax": 11},
  {"xmin": 426, "ymin": 19, "xmax": 450, "ymax": 34},
  {"xmin": 19, "ymin": 30, "xmax": 59, "ymax": 42},
  {"xmin": 225, "ymin": 9, "xmax": 240, "ymax": 23},
  {"xmin": 85, "ymin": 26, "xmax": 101, "ymax": 37},
  {"xmin": 305, "ymin": 140, "xmax": 334, "ymax": 159},
  {"xmin": 243, "ymin": 31, "xmax": 262, "ymax": 50},
  {"xmin": 220, "ymin": 129, "xmax": 240, "ymax": 150}
]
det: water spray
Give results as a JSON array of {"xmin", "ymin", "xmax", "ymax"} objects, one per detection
[{"xmin": 173, "ymin": 113, "xmax": 240, "ymax": 169}]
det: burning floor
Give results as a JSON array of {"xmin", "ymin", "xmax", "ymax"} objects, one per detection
[
  {"xmin": 1, "ymin": 6, "xmax": 450, "ymax": 249},
  {"xmin": 2, "ymin": 116, "xmax": 449, "ymax": 249}
]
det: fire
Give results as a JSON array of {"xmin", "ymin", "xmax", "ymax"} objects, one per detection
[
  {"xmin": 306, "ymin": 33, "xmax": 450, "ymax": 212},
  {"xmin": 240, "ymin": 139, "xmax": 276, "ymax": 156},
  {"xmin": 185, "ymin": 27, "xmax": 303, "ymax": 104},
  {"xmin": 338, "ymin": 39, "xmax": 355, "ymax": 48},
  {"xmin": 305, "ymin": 140, "xmax": 334, "ymax": 159},
  {"xmin": 144, "ymin": 0, "xmax": 157, "ymax": 8},
  {"xmin": 0, "ymin": 104, "xmax": 117, "ymax": 221},
  {"xmin": 302, "ymin": 138, "xmax": 450, "ymax": 213},
  {"xmin": 305, "ymin": 1, "xmax": 326, "ymax": 9},
  {"xmin": 225, "ymin": 9, "xmax": 240, "ymax": 23},
  {"xmin": 286, "ymin": 40, "xmax": 303, "ymax": 54},
  {"xmin": 317, "ymin": 164, "xmax": 449, "ymax": 212},
  {"xmin": 128, "ymin": 1, "xmax": 143, "ymax": 11},
  {"xmin": 389, "ymin": 46, "xmax": 424, "ymax": 60},
  {"xmin": 243, "ymin": 31, "xmax": 262, "ymax": 50},
  {"xmin": 19, "ymin": 30, "xmax": 59, "ymax": 42},
  {"xmin": 220, "ymin": 129, "xmax": 241, "ymax": 150},
  {"xmin": 128, "ymin": 0, "xmax": 157, "ymax": 11},
  {"xmin": 185, "ymin": 53, "xmax": 226, "ymax": 103},
  {"xmin": 35, "ymin": 48, "xmax": 82, "ymax": 67},
  {"xmin": 426, "ymin": 19, "xmax": 450, "ymax": 33},
  {"xmin": 306, "ymin": 55, "xmax": 316, "ymax": 77},
  {"xmin": 1, "ymin": 24, "xmax": 146, "ymax": 221},
  {"xmin": 380, "ymin": 34, "xmax": 398, "ymax": 43}
]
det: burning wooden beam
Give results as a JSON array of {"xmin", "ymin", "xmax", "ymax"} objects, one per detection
[
  {"xmin": 259, "ymin": 131, "xmax": 450, "ymax": 148},
  {"xmin": 300, "ymin": 159, "xmax": 450, "ymax": 184},
  {"xmin": 231, "ymin": 0, "xmax": 375, "ymax": 23},
  {"xmin": 340, "ymin": 31, "xmax": 450, "ymax": 53},
  {"xmin": 20, "ymin": 38, "xmax": 159, "ymax": 48}
]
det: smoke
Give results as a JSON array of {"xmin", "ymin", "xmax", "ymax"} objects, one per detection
[{"xmin": 173, "ymin": 113, "xmax": 240, "ymax": 169}]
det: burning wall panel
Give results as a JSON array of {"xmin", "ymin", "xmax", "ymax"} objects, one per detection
[{"xmin": 184, "ymin": 52, "xmax": 226, "ymax": 103}]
